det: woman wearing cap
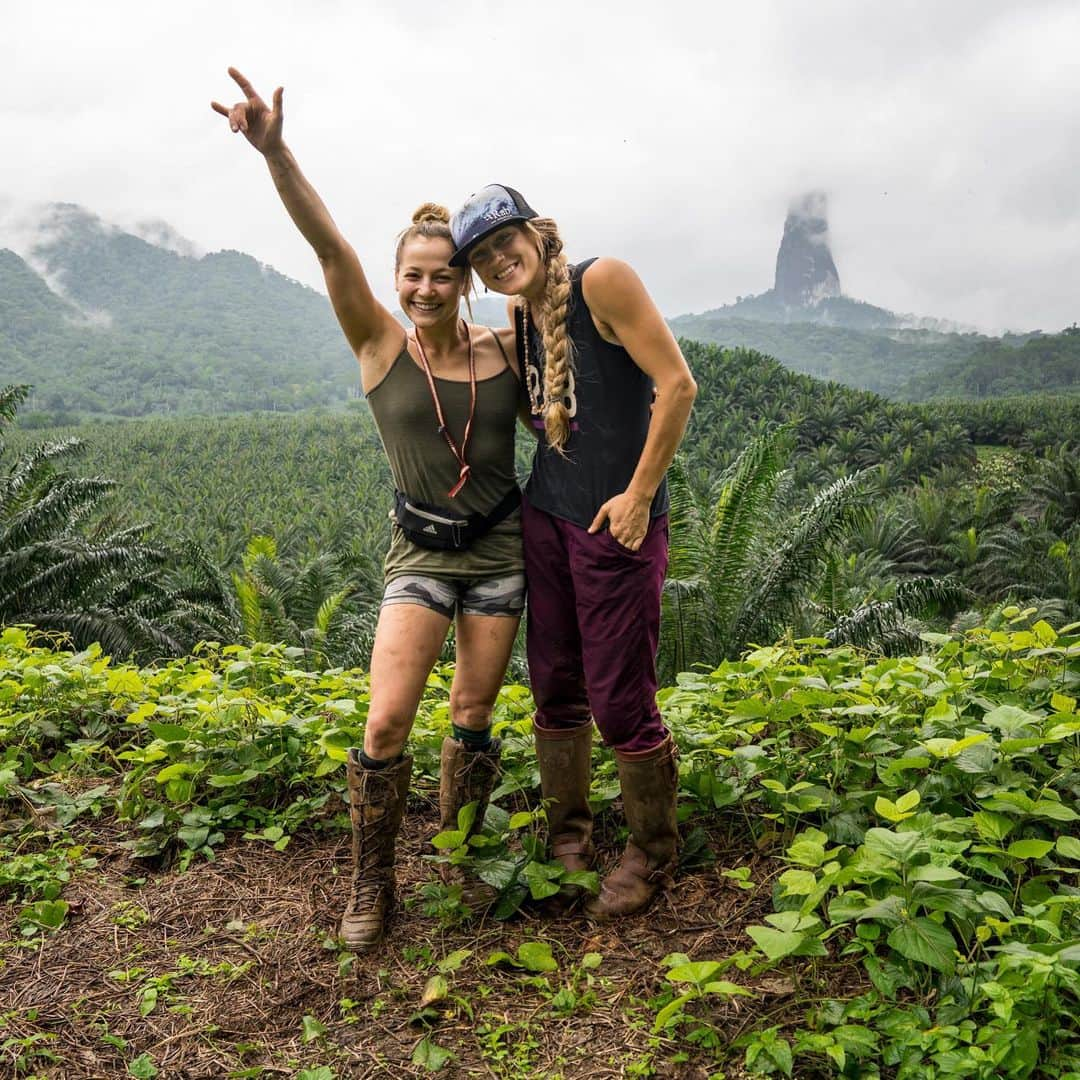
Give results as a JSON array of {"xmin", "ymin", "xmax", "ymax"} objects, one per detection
[
  {"xmin": 449, "ymin": 186, "xmax": 697, "ymax": 920},
  {"xmin": 213, "ymin": 72, "xmax": 525, "ymax": 951}
]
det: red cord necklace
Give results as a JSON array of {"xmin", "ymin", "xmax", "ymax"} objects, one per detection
[{"xmin": 410, "ymin": 320, "xmax": 476, "ymax": 499}]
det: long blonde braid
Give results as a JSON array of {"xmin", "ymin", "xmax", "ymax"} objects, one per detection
[{"xmin": 522, "ymin": 219, "xmax": 574, "ymax": 453}]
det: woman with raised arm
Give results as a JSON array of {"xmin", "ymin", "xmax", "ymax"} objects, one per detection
[
  {"xmin": 212, "ymin": 72, "xmax": 524, "ymax": 951},
  {"xmin": 449, "ymin": 186, "xmax": 697, "ymax": 921}
]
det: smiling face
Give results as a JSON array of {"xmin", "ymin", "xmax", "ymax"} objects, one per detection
[
  {"xmin": 395, "ymin": 235, "xmax": 467, "ymax": 329},
  {"xmin": 466, "ymin": 225, "xmax": 545, "ymax": 298}
]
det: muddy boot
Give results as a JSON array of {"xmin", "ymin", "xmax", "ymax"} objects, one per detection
[
  {"xmin": 437, "ymin": 736, "xmax": 502, "ymax": 909},
  {"xmin": 585, "ymin": 735, "xmax": 678, "ymax": 921},
  {"xmin": 339, "ymin": 750, "xmax": 412, "ymax": 952},
  {"xmin": 534, "ymin": 720, "xmax": 596, "ymax": 909}
]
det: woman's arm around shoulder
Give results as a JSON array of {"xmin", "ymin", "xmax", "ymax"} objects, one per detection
[{"xmin": 212, "ymin": 68, "xmax": 401, "ymax": 388}]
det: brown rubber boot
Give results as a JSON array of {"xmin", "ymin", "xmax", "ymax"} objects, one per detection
[
  {"xmin": 585, "ymin": 735, "xmax": 679, "ymax": 921},
  {"xmin": 437, "ymin": 736, "xmax": 502, "ymax": 908},
  {"xmin": 339, "ymin": 750, "xmax": 412, "ymax": 952},
  {"xmin": 533, "ymin": 720, "xmax": 596, "ymax": 908}
]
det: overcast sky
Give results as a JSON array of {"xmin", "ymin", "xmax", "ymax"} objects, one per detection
[{"xmin": 3, "ymin": 0, "xmax": 1078, "ymax": 333}]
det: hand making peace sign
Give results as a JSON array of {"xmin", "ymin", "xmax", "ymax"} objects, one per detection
[{"xmin": 211, "ymin": 67, "xmax": 283, "ymax": 156}]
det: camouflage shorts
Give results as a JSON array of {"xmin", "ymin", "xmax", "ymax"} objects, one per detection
[{"xmin": 381, "ymin": 572, "xmax": 526, "ymax": 619}]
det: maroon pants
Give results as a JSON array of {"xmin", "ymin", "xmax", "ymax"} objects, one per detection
[{"xmin": 523, "ymin": 497, "xmax": 669, "ymax": 753}]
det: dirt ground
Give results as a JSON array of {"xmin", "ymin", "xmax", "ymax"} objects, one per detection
[{"xmin": 1, "ymin": 793, "xmax": 826, "ymax": 1080}]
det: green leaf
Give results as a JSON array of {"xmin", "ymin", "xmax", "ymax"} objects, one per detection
[
  {"xmin": 19, "ymin": 899, "xmax": 69, "ymax": 930},
  {"xmin": 301, "ymin": 1014, "xmax": 327, "ymax": 1043},
  {"xmin": 108, "ymin": 669, "xmax": 145, "ymax": 696},
  {"xmin": 206, "ymin": 769, "xmax": 260, "ymax": 788},
  {"xmin": 128, "ymin": 1053, "xmax": 159, "ymax": 1079},
  {"xmin": 456, "ymin": 801, "xmax": 478, "ymax": 835},
  {"xmin": 154, "ymin": 762, "xmax": 196, "ymax": 783},
  {"xmin": 147, "ymin": 722, "xmax": 191, "ymax": 743},
  {"xmin": 526, "ymin": 877, "xmax": 560, "ymax": 900},
  {"xmin": 1056, "ymin": 836, "xmax": 1080, "ymax": 862},
  {"xmin": 561, "ymin": 870, "xmax": 599, "ymax": 893},
  {"xmin": 874, "ymin": 796, "xmax": 902, "ymax": 822},
  {"xmin": 1006, "ymin": 839, "xmax": 1054, "ymax": 859},
  {"xmin": 702, "ymin": 980, "xmax": 754, "ymax": 997},
  {"xmin": 508, "ymin": 810, "xmax": 535, "ymax": 829},
  {"xmin": 667, "ymin": 961, "xmax": 724, "ymax": 985},
  {"xmin": 412, "ymin": 1035, "xmax": 453, "ymax": 1071},
  {"xmin": 653, "ymin": 991, "xmax": 694, "ymax": 1031},
  {"xmin": 909, "ymin": 864, "xmax": 965, "ymax": 883},
  {"xmin": 786, "ymin": 838, "xmax": 828, "ymax": 867},
  {"xmin": 895, "ymin": 789, "xmax": 921, "ymax": 813},
  {"xmin": 436, "ymin": 949, "xmax": 472, "ymax": 973},
  {"xmin": 747, "ymin": 926, "xmax": 805, "ymax": 960},
  {"xmin": 517, "ymin": 941, "xmax": 558, "ymax": 972},
  {"xmin": 887, "ymin": 918, "xmax": 956, "ymax": 973},
  {"xmin": 1032, "ymin": 799, "xmax": 1079, "ymax": 822},
  {"xmin": 864, "ymin": 828, "xmax": 927, "ymax": 865},
  {"xmin": 982, "ymin": 704, "xmax": 1041, "ymax": 734},
  {"xmin": 477, "ymin": 858, "xmax": 520, "ymax": 891},
  {"xmin": 778, "ymin": 869, "xmax": 818, "ymax": 896},
  {"xmin": 973, "ymin": 811, "xmax": 1014, "ymax": 842},
  {"xmin": 420, "ymin": 974, "xmax": 449, "ymax": 1007},
  {"xmin": 177, "ymin": 826, "xmax": 209, "ymax": 850},
  {"xmin": 431, "ymin": 829, "xmax": 465, "ymax": 850}
]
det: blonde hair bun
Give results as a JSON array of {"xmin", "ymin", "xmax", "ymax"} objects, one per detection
[{"xmin": 412, "ymin": 202, "xmax": 451, "ymax": 225}]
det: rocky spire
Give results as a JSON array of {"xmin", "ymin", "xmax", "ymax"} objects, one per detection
[{"xmin": 773, "ymin": 191, "xmax": 841, "ymax": 307}]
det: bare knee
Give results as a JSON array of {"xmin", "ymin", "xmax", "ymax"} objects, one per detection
[
  {"xmin": 450, "ymin": 695, "xmax": 494, "ymax": 732},
  {"xmin": 364, "ymin": 708, "xmax": 414, "ymax": 760}
]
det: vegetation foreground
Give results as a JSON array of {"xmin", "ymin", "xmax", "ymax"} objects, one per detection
[{"xmin": 3, "ymin": 617, "xmax": 1080, "ymax": 1078}]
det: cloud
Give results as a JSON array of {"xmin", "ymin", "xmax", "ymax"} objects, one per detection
[{"xmin": 2, "ymin": 0, "xmax": 1077, "ymax": 334}]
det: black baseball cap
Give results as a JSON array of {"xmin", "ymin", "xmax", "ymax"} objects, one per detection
[{"xmin": 449, "ymin": 184, "xmax": 538, "ymax": 267}]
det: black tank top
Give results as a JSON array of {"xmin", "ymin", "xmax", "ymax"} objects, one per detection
[{"xmin": 517, "ymin": 258, "xmax": 669, "ymax": 528}]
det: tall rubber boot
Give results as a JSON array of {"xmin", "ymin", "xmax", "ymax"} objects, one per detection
[
  {"xmin": 585, "ymin": 735, "xmax": 678, "ymax": 921},
  {"xmin": 533, "ymin": 720, "xmax": 595, "ymax": 908},
  {"xmin": 339, "ymin": 750, "xmax": 412, "ymax": 952},
  {"xmin": 437, "ymin": 736, "xmax": 502, "ymax": 908}
]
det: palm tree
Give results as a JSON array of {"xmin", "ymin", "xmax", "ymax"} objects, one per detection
[
  {"xmin": 0, "ymin": 385, "xmax": 182, "ymax": 656},
  {"xmin": 659, "ymin": 429, "xmax": 875, "ymax": 680},
  {"xmin": 229, "ymin": 535, "xmax": 379, "ymax": 668}
]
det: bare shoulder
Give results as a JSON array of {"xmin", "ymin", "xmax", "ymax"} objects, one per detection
[
  {"xmin": 583, "ymin": 257, "xmax": 656, "ymax": 332},
  {"xmin": 580, "ymin": 256, "xmax": 641, "ymax": 294},
  {"xmin": 493, "ymin": 325, "xmax": 520, "ymax": 375},
  {"xmin": 356, "ymin": 319, "xmax": 409, "ymax": 394}
]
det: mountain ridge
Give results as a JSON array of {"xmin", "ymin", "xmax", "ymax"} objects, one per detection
[{"xmin": 1, "ymin": 198, "xmax": 1073, "ymax": 421}]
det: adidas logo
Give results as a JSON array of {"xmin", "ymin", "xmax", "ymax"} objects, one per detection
[{"xmin": 423, "ymin": 524, "xmax": 438, "ymax": 534}]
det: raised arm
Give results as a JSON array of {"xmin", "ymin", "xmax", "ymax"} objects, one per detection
[
  {"xmin": 211, "ymin": 68, "xmax": 399, "ymax": 366},
  {"xmin": 582, "ymin": 258, "xmax": 697, "ymax": 550}
]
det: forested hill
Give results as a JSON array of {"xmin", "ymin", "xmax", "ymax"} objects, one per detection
[
  {"xmin": 895, "ymin": 325, "xmax": 1080, "ymax": 400},
  {"xmin": 2, "ymin": 204, "xmax": 357, "ymax": 420},
  {"xmin": 666, "ymin": 311, "xmax": 1078, "ymax": 400},
  {"xmin": 666, "ymin": 311, "xmax": 988, "ymax": 396},
  {"xmin": 3, "ymin": 201, "xmax": 1073, "ymax": 423}
]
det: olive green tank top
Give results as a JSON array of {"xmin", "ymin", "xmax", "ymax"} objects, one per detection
[{"xmin": 366, "ymin": 336, "xmax": 524, "ymax": 582}]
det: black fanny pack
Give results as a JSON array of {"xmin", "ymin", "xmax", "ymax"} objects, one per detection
[{"xmin": 392, "ymin": 487, "xmax": 521, "ymax": 551}]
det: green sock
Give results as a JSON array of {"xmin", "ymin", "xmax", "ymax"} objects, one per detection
[
  {"xmin": 451, "ymin": 724, "xmax": 493, "ymax": 752},
  {"xmin": 357, "ymin": 749, "xmax": 401, "ymax": 770}
]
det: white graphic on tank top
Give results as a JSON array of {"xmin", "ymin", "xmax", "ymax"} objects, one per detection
[{"xmin": 526, "ymin": 356, "xmax": 578, "ymax": 428}]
